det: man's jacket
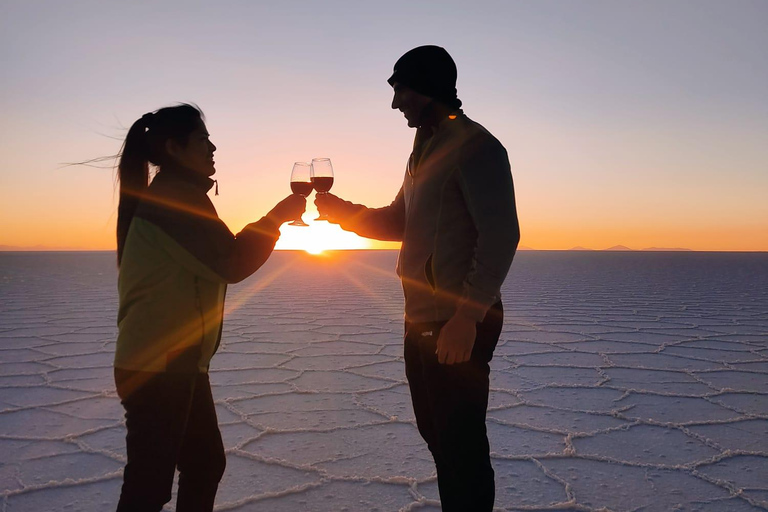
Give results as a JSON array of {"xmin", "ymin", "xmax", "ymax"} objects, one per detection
[
  {"xmin": 337, "ymin": 112, "xmax": 520, "ymax": 323},
  {"xmin": 115, "ymin": 168, "xmax": 279, "ymax": 373}
]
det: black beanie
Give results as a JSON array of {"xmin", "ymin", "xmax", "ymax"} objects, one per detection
[{"xmin": 388, "ymin": 45, "xmax": 462, "ymax": 109}]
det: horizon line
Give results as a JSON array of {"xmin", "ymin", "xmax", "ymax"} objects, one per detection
[{"xmin": 2, "ymin": 247, "xmax": 767, "ymax": 254}]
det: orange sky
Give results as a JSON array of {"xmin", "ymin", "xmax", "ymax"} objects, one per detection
[{"xmin": 1, "ymin": 2, "xmax": 767, "ymax": 253}]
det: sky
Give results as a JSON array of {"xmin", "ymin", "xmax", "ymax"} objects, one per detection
[{"xmin": 1, "ymin": 0, "xmax": 767, "ymax": 252}]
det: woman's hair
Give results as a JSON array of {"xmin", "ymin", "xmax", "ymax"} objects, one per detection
[{"xmin": 116, "ymin": 103, "xmax": 204, "ymax": 266}]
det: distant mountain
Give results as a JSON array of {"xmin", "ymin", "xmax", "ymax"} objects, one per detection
[
  {"xmin": 603, "ymin": 245, "xmax": 634, "ymax": 251},
  {"xmin": 0, "ymin": 244, "xmax": 93, "ymax": 251},
  {"xmin": 569, "ymin": 246, "xmax": 595, "ymax": 251},
  {"xmin": 518, "ymin": 245, "xmax": 535, "ymax": 251},
  {"xmin": 641, "ymin": 247, "xmax": 693, "ymax": 252},
  {"xmin": 0, "ymin": 245, "xmax": 38, "ymax": 251}
]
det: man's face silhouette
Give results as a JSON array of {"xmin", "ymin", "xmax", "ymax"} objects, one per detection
[{"xmin": 391, "ymin": 82, "xmax": 432, "ymax": 128}]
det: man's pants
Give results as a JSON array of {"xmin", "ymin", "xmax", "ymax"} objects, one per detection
[
  {"xmin": 404, "ymin": 301, "xmax": 503, "ymax": 512},
  {"xmin": 114, "ymin": 369, "xmax": 226, "ymax": 512}
]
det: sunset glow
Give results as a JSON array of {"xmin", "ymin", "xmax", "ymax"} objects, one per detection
[
  {"xmin": 275, "ymin": 215, "xmax": 373, "ymax": 254},
  {"xmin": 1, "ymin": 2, "xmax": 766, "ymax": 253}
]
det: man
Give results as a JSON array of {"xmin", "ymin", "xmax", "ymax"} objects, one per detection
[{"xmin": 315, "ymin": 45, "xmax": 519, "ymax": 511}]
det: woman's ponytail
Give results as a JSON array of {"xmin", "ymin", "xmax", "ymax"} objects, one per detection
[
  {"xmin": 114, "ymin": 104, "xmax": 203, "ymax": 266},
  {"xmin": 116, "ymin": 116, "xmax": 151, "ymax": 266}
]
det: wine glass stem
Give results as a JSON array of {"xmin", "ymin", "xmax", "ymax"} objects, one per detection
[{"xmin": 316, "ymin": 192, "xmax": 329, "ymax": 220}]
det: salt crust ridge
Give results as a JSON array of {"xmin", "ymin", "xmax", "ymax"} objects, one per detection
[{"xmin": 0, "ymin": 251, "xmax": 766, "ymax": 511}]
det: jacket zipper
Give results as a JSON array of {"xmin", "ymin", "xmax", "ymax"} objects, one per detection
[{"xmin": 194, "ymin": 277, "xmax": 206, "ymax": 345}]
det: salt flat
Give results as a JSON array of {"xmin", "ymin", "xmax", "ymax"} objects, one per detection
[{"xmin": 0, "ymin": 250, "xmax": 767, "ymax": 511}]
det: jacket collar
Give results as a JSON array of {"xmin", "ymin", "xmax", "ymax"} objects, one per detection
[
  {"xmin": 156, "ymin": 165, "xmax": 215, "ymax": 193},
  {"xmin": 414, "ymin": 109, "xmax": 464, "ymax": 148},
  {"xmin": 435, "ymin": 109, "xmax": 464, "ymax": 133}
]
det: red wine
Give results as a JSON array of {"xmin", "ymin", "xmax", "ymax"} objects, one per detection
[
  {"xmin": 311, "ymin": 176, "xmax": 334, "ymax": 193},
  {"xmin": 291, "ymin": 181, "xmax": 314, "ymax": 197}
]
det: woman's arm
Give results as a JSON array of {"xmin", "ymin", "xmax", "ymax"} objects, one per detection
[{"xmin": 136, "ymin": 182, "xmax": 302, "ymax": 283}]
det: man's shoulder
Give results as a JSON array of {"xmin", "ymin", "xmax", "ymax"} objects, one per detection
[{"xmin": 451, "ymin": 115, "xmax": 508, "ymax": 165}]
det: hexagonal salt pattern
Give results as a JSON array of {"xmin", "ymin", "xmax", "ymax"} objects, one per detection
[{"xmin": 1, "ymin": 251, "xmax": 767, "ymax": 511}]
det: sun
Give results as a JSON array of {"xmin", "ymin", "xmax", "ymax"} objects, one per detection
[
  {"xmin": 304, "ymin": 242, "xmax": 325, "ymax": 255},
  {"xmin": 274, "ymin": 213, "xmax": 372, "ymax": 254}
]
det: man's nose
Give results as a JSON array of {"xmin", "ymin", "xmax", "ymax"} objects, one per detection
[{"xmin": 391, "ymin": 93, "xmax": 399, "ymax": 110}]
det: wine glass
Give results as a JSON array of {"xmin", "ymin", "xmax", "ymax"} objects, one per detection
[
  {"xmin": 289, "ymin": 162, "xmax": 312, "ymax": 226},
  {"xmin": 311, "ymin": 158, "xmax": 334, "ymax": 221}
]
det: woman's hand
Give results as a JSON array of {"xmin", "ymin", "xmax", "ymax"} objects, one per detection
[{"xmin": 266, "ymin": 194, "xmax": 307, "ymax": 225}]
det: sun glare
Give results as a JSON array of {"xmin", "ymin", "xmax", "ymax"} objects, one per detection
[
  {"xmin": 305, "ymin": 243, "xmax": 325, "ymax": 255},
  {"xmin": 274, "ymin": 214, "xmax": 372, "ymax": 254}
]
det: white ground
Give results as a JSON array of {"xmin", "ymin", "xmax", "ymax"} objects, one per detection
[{"xmin": 0, "ymin": 251, "xmax": 766, "ymax": 511}]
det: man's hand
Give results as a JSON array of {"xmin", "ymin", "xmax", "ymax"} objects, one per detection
[
  {"xmin": 266, "ymin": 194, "xmax": 306, "ymax": 225},
  {"xmin": 435, "ymin": 312, "xmax": 477, "ymax": 365},
  {"xmin": 314, "ymin": 193, "xmax": 352, "ymax": 224}
]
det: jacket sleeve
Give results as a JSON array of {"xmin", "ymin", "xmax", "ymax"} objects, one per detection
[
  {"xmin": 137, "ymin": 184, "xmax": 280, "ymax": 284},
  {"xmin": 455, "ymin": 139, "xmax": 520, "ymax": 321},
  {"xmin": 336, "ymin": 187, "xmax": 406, "ymax": 242},
  {"xmin": 200, "ymin": 216, "xmax": 281, "ymax": 283}
]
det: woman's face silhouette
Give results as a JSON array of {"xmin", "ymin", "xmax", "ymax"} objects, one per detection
[
  {"xmin": 166, "ymin": 119, "xmax": 217, "ymax": 177},
  {"xmin": 391, "ymin": 82, "xmax": 432, "ymax": 128}
]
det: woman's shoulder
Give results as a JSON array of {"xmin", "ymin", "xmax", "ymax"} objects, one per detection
[{"xmin": 139, "ymin": 172, "xmax": 218, "ymax": 221}]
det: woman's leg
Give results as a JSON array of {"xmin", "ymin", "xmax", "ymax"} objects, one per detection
[
  {"xmin": 176, "ymin": 372, "xmax": 226, "ymax": 512},
  {"xmin": 115, "ymin": 369, "xmax": 196, "ymax": 512}
]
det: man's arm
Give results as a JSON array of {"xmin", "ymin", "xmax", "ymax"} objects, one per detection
[
  {"xmin": 317, "ymin": 187, "xmax": 406, "ymax": 242},
  {"xmin": 436, "ymin": 138, "xmax": 520, "ymax": 365},
  {"xmin": 455, "ymin": 140, "xmax": 520, "ymax": 321}
]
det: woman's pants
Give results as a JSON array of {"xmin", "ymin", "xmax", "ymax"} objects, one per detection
[{"xmin": 115, "ymin": 369, "xmax": 226, "ymax": 512}]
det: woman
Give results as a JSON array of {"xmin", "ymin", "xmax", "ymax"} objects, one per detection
[{"xmin": 113, "ymin": 103, "xmax": 304, "ymax": 511}]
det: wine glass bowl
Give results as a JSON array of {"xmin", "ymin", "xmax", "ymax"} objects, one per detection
[
  {"xmin": 311, "ymin": 158, "xmax": 334, "ymax": 220},
  {"xmin": 289, "ymin": 162, "xmax": 312, "ymax": 226}
]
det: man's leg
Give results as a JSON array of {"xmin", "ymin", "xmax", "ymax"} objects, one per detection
[
  {"xmin": 414, "ymin": 302, "xmax": 503, "ymax": 512},
  {"xmin": 404, "ymin": 321, "xmax": 444, "ymax": 453},
  {"xmin": 115, "ymin": 370, "xmax": 196, "ymax": 512},
  {"xmin": 176, "ymin": 372, "xmax": 226, "ymax": 512}
]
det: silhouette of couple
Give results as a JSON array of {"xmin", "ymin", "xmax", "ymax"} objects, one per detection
[{"xmin": 114, "ymin": 45, "xmax": 520, "ymax": 512}]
